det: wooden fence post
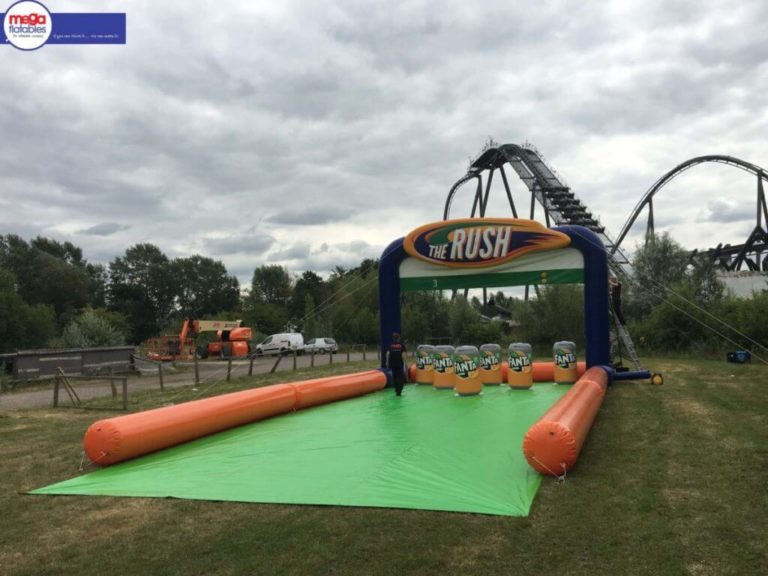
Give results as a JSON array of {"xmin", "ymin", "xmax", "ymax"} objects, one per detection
[
  {"xmin": 122, "ymin": 377, "xmax": 128, "ymax": 411},
  {"xmin": 270, "ymin": 355, "xmax": 282, "ymax": 374},
  {"xmin": 53, "ymin": 374, "xmax": 60, "ymax": 408},
  {"xmin": 329, "ymin": 350, "xmax": 333, "ymax": 365},
  {"xmin": 363, "ymin": 346, "xmax": 366, "ymax": 361},
  {"xmin": 227, "ymin": 358, "xmax": 233, "ymax": 382},
  {"xmin": 292, "ymin": 349, "xmax": 297, "ymax": 370},
  {"xmin": 56, "ymin": 367, "xmax": 81, "ymax": 407},
  {"xmin": 248, "ymin": 355, "xmax": 254, "ymax": 376},
  {"xmin": 108, "ymin": 367, "xmax": 116, "ymax": 398},
  {"xmin": 311, "ymin": 350, "xmax": 315, "ymax": 368},
  {"xmin": 346, "ymin": 348, "xmax": 350, "ymax": 362},
  {"xmin": 194, "ymin": 354, "xmax": 200, "ymax": 386},
  {"xmin": 158, "ymin": 362, "xmax": 164, "ymax": 392}
]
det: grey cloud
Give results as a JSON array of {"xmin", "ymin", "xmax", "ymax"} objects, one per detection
[
  {"xmin": 0, "ymin": 221, "xmax": 47, "ymax": 239},
  {"xmin": 335, "ymin": 240, "xmax": 371, "ymax": 252},
  {"xmin": 268, "ymin": 206, "xmax": 356, "ymax": 226},
  {"xmin": 703, "ymin": 200, "xmax": 756, "ymax": 224},
  {"xmin": 203, "ymin": 233, "xmax": 275, "ymax": 256},
  {"xmin": 267, "ymin": 242, "xmax": 312, "ymax": 262},
  {"xmin": 78, "ymin": 223, "xmax": 131, "ymax": 236}
]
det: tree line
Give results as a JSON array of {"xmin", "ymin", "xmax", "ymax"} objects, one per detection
[
  {"xmin": 0, "ymin": 232, "xmax": 765, "ymax": 356},
  {"xmin": 0, "ymin": 235, "xmax": 384, "ymax": 353}
]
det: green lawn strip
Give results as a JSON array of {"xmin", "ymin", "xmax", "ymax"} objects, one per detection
[
  {"xmin": 1, "ymin": 357, "xmax": 766, "ymax": 576},
  {"xmin": 656, "ymin": 358, "xmax": 768, "ymax": 575}
]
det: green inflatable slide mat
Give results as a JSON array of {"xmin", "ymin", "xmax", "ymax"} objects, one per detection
[{"xmin": 32, "ymin": 383, "xmax": 567, "ymax": 516}]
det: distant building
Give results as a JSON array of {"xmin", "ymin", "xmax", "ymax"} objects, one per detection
[{"xmin": 718, "ymin": 271, "xmax": 768, "ymax": 298}]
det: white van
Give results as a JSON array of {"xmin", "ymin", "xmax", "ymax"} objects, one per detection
[{"xmin": 254, "ymin": 333, "xmax": 304, "ymax": 356}]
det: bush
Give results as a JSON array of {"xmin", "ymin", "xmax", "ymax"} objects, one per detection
[{"xmin": 57, "ymin": 309, "xmax": 127, "ymax": 348}]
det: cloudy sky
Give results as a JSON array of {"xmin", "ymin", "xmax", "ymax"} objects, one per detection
[{"xmin": 2, "ymin": 0, "xmax": 767, "ymax": 283}]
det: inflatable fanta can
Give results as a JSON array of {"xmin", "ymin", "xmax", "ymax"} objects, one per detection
[
  {"xmin": 432, "ymin": 345, "xmax": 455, "ymax": 389},
  {"xmin": 507, "ymin": 343, "xmax": 533, "ymax": 389},
  {"xmin": 479, "ymin": 343, "xmax": 502, "ymax": 385},
  {"xmin": 415, "ymin": 345, "xmax": 436, "ymax": 385},
  {"xmin": 453, "ymin": 345, "xmax": 482, "ymax": 396},
  {"xmin": 553, "ymin": 341, "xmax": 578, "ymax": 384}
]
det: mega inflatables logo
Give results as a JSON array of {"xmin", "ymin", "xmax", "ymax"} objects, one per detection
[
  {"xmin": 404, "ymin": 218, "xmax": 570, "ymax": 268},
  {"xmin": 1, "ymin": 1, "xmax": 126, "ymax": 49},
  {"xmin": 3, "ymin": 1, "xmax": 51, "ymax": 50}
]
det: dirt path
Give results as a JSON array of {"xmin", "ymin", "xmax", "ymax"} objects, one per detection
[{"xmin": 0, "ymin": 352, "xmax": 376, "ymax": 411}]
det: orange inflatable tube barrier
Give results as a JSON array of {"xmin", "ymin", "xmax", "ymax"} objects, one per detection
[
  {"xmin": 84, "ymin": 370, "xmax": 386, "ymax": 466},
  {"xmin": 293, "ymin": 371, "xmax": 386, "ymax": 409},
  {"xmin": 500, "ymin": 361, "xmax": 586, "ymax": 382},
  {"xmin": 522, "ymin": 366, "xmax": 610, "ymax": 476}
]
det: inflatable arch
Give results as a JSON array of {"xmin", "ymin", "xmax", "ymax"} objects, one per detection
[{"xmin": 378, "ymin": 218, "xmax": 612, "ymax": 374}]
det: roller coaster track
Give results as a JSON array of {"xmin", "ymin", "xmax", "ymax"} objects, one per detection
[
  {"xmin": 611, "ymin": 155, "xmax": 768, "ymax": 272},
  {"xmin": 445, "ymin": 146, "xmax": 768, "ymax": 273},
  {"xmin": 443, "ymin": 143, "xmax": 642, "ymax": 368},
  {"xmin": 443, "ymin": 143, "xmax": 633, "ymax": 276}
]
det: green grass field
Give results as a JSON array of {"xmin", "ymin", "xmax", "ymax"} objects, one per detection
[{"xmin": 1, "ymin": 357, "xmax": 766, "ymax": 576}]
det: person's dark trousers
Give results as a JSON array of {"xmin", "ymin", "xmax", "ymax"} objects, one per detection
[{"xmin": 393, "ymin": 368, "xmax": 404, "ymax": 396}]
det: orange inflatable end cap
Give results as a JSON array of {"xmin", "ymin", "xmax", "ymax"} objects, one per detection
[
  {"xmin": 523, "ymin": 420, "xmax": 578, "ymax": 476},
  {"xmin": 83, "ymin": 419, "xmax": 124, "ymax": 466}
]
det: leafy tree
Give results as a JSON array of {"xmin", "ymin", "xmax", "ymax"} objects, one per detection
[
  {"xmin": 0, "ymin": 235, "xmax": 92, "ymax": 323},
  {"xmin": 30, "ymin": 236, "xmax": 84, "ymax": 265},
  {"xmin": 449, "ymin": 296, "xmax": 481, "ymax": 343},
  {"xmin": 85, "ymin": 263, "xmax": 108, "ymax": 308},
  {"xmin": 401, "ymin": 305, "xmax": 431, "ymax": 344},
  {"xmin": 241, "ymin": 300, "xmax": 288, "ymax": 336},
  {"xmin": 327, "ymin": 269, "xmax": 379, "ymax": 342},
  {"xmin": 28, "ymin": 237, "xmax": 107, "ymax": 309},
  {"xmin": 632, "ymin": 284, "xmax": 722, "ymax": 353},
  {"xmin": 108, "ymin": 244, "xmax": 178, "ymax": 342},
  {"xmin": 624, "ymin": 232, "xmax": 728, "ymax": 352},
  {"xmin": 685, "ymin": 255, "xmax": 725, "ymax": 306},
  {"xmin": 625, "ymin": 232, "xmax": 695, "ymax": 319},
  {"xmin": 401, "ymin": 292, "xmax": 452, "ymax": 343},
  {"xmin": 518, "ymin": 285, "xmax": 586, "ymax": 348},
  {"xmin": 0, "ymin": 269, "xmax": 55, "ymax": 352},
  {"xmin": 343, "ymin": 308, "xmax": 379, "ymax": 344},
  {"xmin": 348, "ymin": 258, "xmax": 378, "ymax": 279},
  {"xmin": 173, "ymin": 255, "xmax": 240, "ymax": 318},
  {"xmin": 290, "ymin": 271, "xmax": 327, "ymax": 321},
  {"xmin": 28, "ymin": 251, "xmax": 90, "ymax": 322},
  {"xmin": 723, "ymin": 289, "xmax": 768, "ymax": 351},
  {"xmin": 303, "ymin": 294, "xmax": 318, "ymax": 339},
  {"xmin": 251, "ymin": 265, "xmax": 292, "ymax": 306}
]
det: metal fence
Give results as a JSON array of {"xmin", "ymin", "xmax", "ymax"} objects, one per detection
[{"xmin": 0, "ymin": 346, "xmax": 135, "ymax": 383}]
